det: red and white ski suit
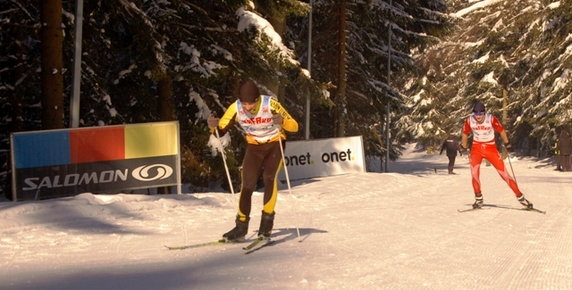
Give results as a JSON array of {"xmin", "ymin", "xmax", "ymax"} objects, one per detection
[{"xmin": 462, "ymin": 114, "xmax": 522, "ymax": 196}]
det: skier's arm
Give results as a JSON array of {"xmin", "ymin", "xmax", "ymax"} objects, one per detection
[
  {"xmin": 212, "ymin": 102, "xmax": 238, "ymax": 135},
  {"xmin": 461, "ymin": 133, "xmax": 468, "ymax": 149},
  {"xmin": 499, "ymin": 130, "xmax": 509, "ymax": 145},
  {"xmin": 489, "ymin": 115, "xmax": 510, "ymax": 145},
  {"xmin": 461, "ymin": 119, "xmax": 471, "ymax": 148},
  {"xmin": 270, "ymin": 98, "xmax": 298, "ymax": 133}
]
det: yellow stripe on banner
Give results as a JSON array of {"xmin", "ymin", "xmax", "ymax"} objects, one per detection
[{"xmin": 124, "ymin": 122, "xmax": 179, "ymax": 159}]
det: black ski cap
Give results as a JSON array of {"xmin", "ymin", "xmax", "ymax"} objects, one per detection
[
  {"xmin": 473, "ymin": 102, "xmax": 486, "ymax": 113},
  {"xmin": 238, "ymin": 80, "xmax": 260, "ymax": 103}
]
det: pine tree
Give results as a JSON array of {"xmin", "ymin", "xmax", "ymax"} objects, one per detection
[
  {"xmin": 405, "ymin": 0, "xmax": 571, "ymax": 156},
  {"xmin": 290, "ymin": 0, "xmax": 450, "ymax": 161}
]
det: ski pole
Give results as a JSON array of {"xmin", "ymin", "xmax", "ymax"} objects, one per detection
[
  {"xmin": 277, "ymin": 136, "xmax": 301, "ymax": 240},
  {"xmin": 214, "ymin": 128, "xmax": 236, "ymax": 203},
  {"xmin": 504, "ymin": 145, "xmax": 517, "ymax": 183}
]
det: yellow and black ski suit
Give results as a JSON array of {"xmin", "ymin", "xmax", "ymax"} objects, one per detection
[{"xmin": 215, "ymin": 95, "xmax": 298, "ymax": 222}]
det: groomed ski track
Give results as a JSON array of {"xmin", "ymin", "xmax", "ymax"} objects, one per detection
[{"xmin": 0, "ymin": 144, "xmax": 570, "ymax": 289}]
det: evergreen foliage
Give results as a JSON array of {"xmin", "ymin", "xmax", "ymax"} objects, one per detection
[
  {"xmin": 3, "ymin": 0, "xmax": 567, "ymax": 197},
  {"xmin": 404, "ymin": 0, "xmax": 571, "ymax": 155},
  {"xmin": 1, "ymin": 0, "xmax": 322, "ymax": 195},
  {"xmin": 287, "ymin": 0, "xmax": 450, "ymax": 160}
]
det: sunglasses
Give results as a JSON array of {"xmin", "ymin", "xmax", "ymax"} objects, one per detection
[{"xmin": 474, "ymin": 111, "xmax": 485, "ymax": 116}]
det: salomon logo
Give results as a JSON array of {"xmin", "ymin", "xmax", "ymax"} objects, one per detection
[{"xmin": 132, "ymin": 164, "xmax": 174, "ymax": 181}]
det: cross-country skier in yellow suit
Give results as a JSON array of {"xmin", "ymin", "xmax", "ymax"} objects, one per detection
[{"xmin": 207, "ymin": 80, "xmax": 298, "ymax": 240}]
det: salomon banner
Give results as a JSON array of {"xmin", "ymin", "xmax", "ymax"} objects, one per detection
[
  {"xmin": 10, "ymin": 122, "xmax": 181, "ymax": 201},
  {"xmin": 279, "ymin": 136, "xmax": 366, "ymax": 181}
]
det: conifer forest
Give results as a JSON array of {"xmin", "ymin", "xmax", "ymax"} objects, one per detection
[{"xmin": 1, "ymin": 0, "xmax": 570, "ymax": 197}]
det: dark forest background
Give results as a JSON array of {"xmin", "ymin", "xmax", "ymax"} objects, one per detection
[{"xmin": 1, "ymin": 0, "xmax": 570, "ymax": 198}]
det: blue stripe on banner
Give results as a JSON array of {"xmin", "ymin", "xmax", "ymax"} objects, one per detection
[{"xmin": 13, "ymin": 131, "xmax": 71, "ymax": 168}]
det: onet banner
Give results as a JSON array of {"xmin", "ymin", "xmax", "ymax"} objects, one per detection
[
  {"xmin": 278, "ymin": 136, "xmax": 366, "ymax": 181},
  {"xmin": 10, "ymin": 121, "xmax": 181, "ymax": 201}
]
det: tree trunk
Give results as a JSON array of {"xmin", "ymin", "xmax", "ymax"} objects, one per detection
[
  {"xmin": 336, "ymin": 0, "xmax": 347, "ymax": 137},
  {"xmin": 502, "ymin": 86, "xmax": 508, "ymax": 124},
  {"xmin": 158, "ymin": 74, "xmax": 174, "ymax": 194},
  {"xmin": 158, "ymin": 75, "xmax": 175, "ymax": 121},
  {"xmin": 40, "ymin": 0, "xmax": 65, "ymax": 129}
]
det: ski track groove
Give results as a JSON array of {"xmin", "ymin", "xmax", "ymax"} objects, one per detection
[{"xmin": 463, "ymin": 206, "xmax": 571, "ymax": 289}]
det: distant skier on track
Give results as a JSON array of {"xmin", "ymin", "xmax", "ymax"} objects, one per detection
[
  {"xmin": 460, "ymin": 102, "xmax": 533, "ymax": 209},
  {"xmin": 440, "ymin": 132, "xmax": 462, "ymax": 174},
  {"xmin": 208, "ymin": 80, "xmax": 299, "ymax": 241}
]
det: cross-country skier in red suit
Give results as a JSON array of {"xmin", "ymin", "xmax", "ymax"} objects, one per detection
[{"xmin": 461, "ymin": 102, "xmax": 534, "ymax": 209}]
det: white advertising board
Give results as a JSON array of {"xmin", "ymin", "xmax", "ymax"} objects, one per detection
[{"xmin": 280, "ymin": 136, "xmax": 366, "ymax": 180}]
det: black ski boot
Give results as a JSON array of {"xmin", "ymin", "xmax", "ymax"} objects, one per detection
[
  {"xmin": 472, "ymin": 195, "xmax": 483, "ymax": 209},
  {"xmin": 517, "ymin": 195, "xmax": 533, "ymax": 209},
  {"xmin": 258, "ymin": 211, "xmax": 275, "ymax": 238},
  {"xmin": 223, "ymin": 216, "xmax": 249, "ymax": 241}
]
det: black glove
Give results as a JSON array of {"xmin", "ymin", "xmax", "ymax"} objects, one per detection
[
  {"xmin": 459, "ymin": 145, "xmax": 468, "ymax": 155},
  {"xmin": 272, "ymin": 114, "xmax": 283, "ymax": 125},
  {"xmin": 504, "ymin": 143, "xmax": 513, "ymax": 152}
]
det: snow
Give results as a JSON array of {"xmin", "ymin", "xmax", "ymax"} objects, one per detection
[
  {"xmin": 1, "ymin": 144, "xmax": 571, "ymax": 289},
  {"xmin": 209, "ymin": 45, "xmax": 233, "ymax": 62},
  {"xmin": 188, "ymin": 90, "xmax": 211, "ymax": 121},
  {"xmin": 551, "ymin": 69, "xmax": 571, "ymax": 93},
  {"xmin": 481, "ymin": 71, "xmax": 498, "ymax": 85},
  {"xmin": 177, "ymin": 42, "xmax": 224, "ymax": 78},
  {"xmin": 412, "ymin": 89, "xmax": 425, "ymax": 103},
  {"xmin": 472, "ymin": 52, "xmax": 489, "ymax": 64},
  {"xmin": 548, "ymin": 1, "xmax": 561, "ymax": 9},
  {"xmin": 453, "ymin": 0, "xmax": 503, "ymax": 18},
  {"xmin": 114, "ymin": 64, "xmax": 138, "ymax": 85},
  {"xmin": 236, "ymin": 7, "xmax": 298, "ymax": 66},
  {"xmin": 208, "ymin": 133, "xmax": 232, "ymax": 157}
]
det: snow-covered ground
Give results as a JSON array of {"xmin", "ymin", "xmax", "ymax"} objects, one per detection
[{"xmin": 1, "ymin": 144, "xmax": 571, "ymax": 290}]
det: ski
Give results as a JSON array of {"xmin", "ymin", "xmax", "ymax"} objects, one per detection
[
  {"xmin": 523, "ymin": 207, "xmax": 546, "ymax": 214},
  {"xmin": 243, "ymin": 236, "xmax": 273, "ymax": 254},
  {"xmin": 165, "ymin": 238, "xmax": 239, "ymax": 250},
  {"xmin": 457, "ymin": 204, "xmax": 546, "ymax": 214},
  {"xmin": 457, "ymin": 207, "xmax": 487, "ymax": 213}
]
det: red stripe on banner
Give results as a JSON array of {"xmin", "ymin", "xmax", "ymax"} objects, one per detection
[{"xmin": 70, "ymin": 127, "xmax": 125, "ymax": 163}]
